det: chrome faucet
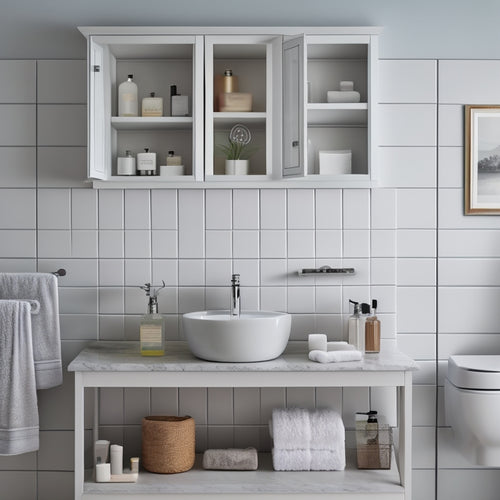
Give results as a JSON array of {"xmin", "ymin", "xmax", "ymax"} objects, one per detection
[{"xmin": 230, "ymin": 274, "xmax": 241, "ymax": 317}]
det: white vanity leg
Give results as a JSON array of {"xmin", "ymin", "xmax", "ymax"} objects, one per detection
[
  {"xmin": 399, "ymin": 371, "xmax": 413, "ymax": 500},
  {"xmin": 74, "ymin": 372, "xmax": 84, "ymax": 500},
  {"xmin": 93, "ymin": 387, "xmax": 99, "ymax": 444}
]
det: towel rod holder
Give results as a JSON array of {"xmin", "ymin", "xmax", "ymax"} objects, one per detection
[
  {"xmin": 52, "ymin": 269, "xmax": 67, "ymax": 277},
  {"xmin": 298, "ymin": 266, "xmax": 355, "ymax": 276}
]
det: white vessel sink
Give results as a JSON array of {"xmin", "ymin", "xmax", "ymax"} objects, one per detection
[{"xmin": 182, "ymin": 310, "xmax": 291, "ymax": 362}]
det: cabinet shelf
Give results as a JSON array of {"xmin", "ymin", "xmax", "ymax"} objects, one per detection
[
  {"xmin": 307, "ymin": 104, "xmax": 368, "ymax": 126},
  {"xmin": 83, "ymin": 451, "xmax": 404, "ymax": 499},
  {"xmin": 111, "ymin": 116, "xmax": 193, "ymax": 130},
  {"xmin": 213, "ymin": 111, "xmax": 266, "ymax": 128}
]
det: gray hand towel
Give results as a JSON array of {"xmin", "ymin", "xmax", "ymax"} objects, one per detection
[
  {"xmin": 0, "ymin": 300, "xmax": 39, "ymax": 455},
  {"xmin": 0, "ymin": 273, "xmax": 62, "ymax": 389},
  {"xmin": 202, "ymin": 448, "xmax": 258, "ymax": 470}
]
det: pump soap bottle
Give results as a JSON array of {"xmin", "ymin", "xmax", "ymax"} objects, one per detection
[
  {"xmin": 348, "ymin": 300, "xmax": 361, "ymax": 350},
  {"xmin": 365, "ymin": 299, "xmax": 381, "ymax": 353},
  {"xmin": 118, "ymin": 74, "xmax": 138, "ymax": 117},
  {"xmin": 139, "ymin": 281, "xmax": 166, "ymax": 356}
]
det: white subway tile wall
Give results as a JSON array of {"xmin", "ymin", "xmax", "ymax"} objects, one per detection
[{"xmin": 0, "ymin": 57, "xmax": 498, "ymax": 500}]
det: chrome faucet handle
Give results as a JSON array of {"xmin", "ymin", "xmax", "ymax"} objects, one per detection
[{"xmin": 231, "ymin": 273, "xmax": 240, "ymax": 285}]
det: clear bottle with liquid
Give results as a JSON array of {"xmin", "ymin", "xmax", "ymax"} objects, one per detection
[
  {"xmin": 139, "ymin": 282, "xmax": 165, "ymax": 356},
  {"xmin": 118, "ymin": 74, "xmax": 138, "ymax": 117},
  {"xmin": 348, "ymin": 299, "xmax": 361, "ymax": 348}
]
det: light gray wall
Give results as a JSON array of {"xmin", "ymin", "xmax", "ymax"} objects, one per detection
[{"xmin": 2, "ymin": 0, "xmax": 500, "ymax": 59}]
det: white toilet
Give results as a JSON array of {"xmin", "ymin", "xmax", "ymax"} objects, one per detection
[{"xmin": 445, "ymin": 355, "xmax": 500, "ymax": 466}]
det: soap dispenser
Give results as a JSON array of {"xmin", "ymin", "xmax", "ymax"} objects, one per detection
[
  {"xmin": 348, "ymin": 299, "xmax": 361, "ymax": 349},
  {"xmin": 118, "ymin": 74, "xmax": 138, "ymax": 117},
  {"xmin": 365, "ymin": 299, "xmax": 381, "ymax": 353},
  {"xmin": 356, "ymin": 410, "xmax": 379, "ymax": 443},
  {"xmin": 139, "ymin": 281, "xmax": 166, "ymax": 356}
]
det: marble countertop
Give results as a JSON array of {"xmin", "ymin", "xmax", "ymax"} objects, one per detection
[{"xmin": 68, "ymin": 341, "xmax": 418, "ymax": 373}]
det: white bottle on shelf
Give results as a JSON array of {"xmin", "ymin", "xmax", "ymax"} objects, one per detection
[{"xmin": 118, "ymin": 74, "xmax": 138, "ymax": 117}]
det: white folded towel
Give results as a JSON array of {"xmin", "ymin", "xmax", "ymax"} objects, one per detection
[
  {"xmin": 0, "ymin": 273, "xmax": 62, "ymax": 389},
  {"xmin": 327, "ymin": 341, "xmax": 355, "ymax": 351},
  {"xmin": 271, "ymin": 408, "xmax": 311, "ymax": 450},
  {"xmin": 309, "ymin": 409, "xmax": 345, "ymax": 450},
  {"xmin": 272, "ymin": 448, "xmax": 311, "ymax": 471},
  {"xmin": 308, "ymin": 333, "xmax": 327, "ymax": 351},
  {"xmin": 309, "ymin": 349, "xmax": 362, "ymax": 363},
  {"xmin": 0, "ymin": 300, "xmax": 39, "ymax": 455},
  {"xmin": 311, "ymin": 449, "xmax": 346, "ymax": 471}
]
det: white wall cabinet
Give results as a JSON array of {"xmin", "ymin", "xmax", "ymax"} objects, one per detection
[{"xmin": 80, "ymin": 27, "xmax": 380, "ymax": 188}]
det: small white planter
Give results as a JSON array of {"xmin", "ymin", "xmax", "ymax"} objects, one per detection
[{"xmin": 225, "ymin": 159, "xmax": 249, "ymax": 175}]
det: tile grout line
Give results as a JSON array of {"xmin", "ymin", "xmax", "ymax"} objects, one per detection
[{"xmin": 434, "ymin": 58, "xmax": 440, "ymax": 500}]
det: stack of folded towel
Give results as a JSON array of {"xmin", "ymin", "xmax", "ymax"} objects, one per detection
[
  {"xmin": 308, "ymin": 333, "xmax": 362, "ymax": 364},
  {"xmin": 271, "ymin": 408, "xmax": 345, "ymax": 471}
]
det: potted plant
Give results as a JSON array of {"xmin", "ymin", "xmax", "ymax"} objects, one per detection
[{"xmin": 216, "ymin": 124, "xmax": 258, "ymax": 175}]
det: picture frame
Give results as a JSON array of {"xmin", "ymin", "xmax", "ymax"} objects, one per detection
[{"xmin": 465, "ymin": 105, "xmax": 500, "ymax": 214}]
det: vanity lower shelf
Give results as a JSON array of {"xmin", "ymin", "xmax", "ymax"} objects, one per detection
[{"xmin": 83, "ymin": 451, "xmax": 403, "ymax": 500}]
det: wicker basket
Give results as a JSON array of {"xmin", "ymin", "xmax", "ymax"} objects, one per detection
[{"xmin": 142, "ymin": 416, "xmax": 195, "ymax": 473}]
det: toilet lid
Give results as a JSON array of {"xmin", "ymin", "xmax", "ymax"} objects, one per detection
[{"xmin": 448, "ymin": 355, "xmax": 500, "ymax": 390}]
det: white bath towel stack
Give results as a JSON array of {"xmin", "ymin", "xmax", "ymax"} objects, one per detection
[{"xmin": 271, "ymin": 408, "xmax": 345, "ymax": 471}]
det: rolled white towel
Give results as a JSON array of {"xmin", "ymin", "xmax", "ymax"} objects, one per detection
[
  {"xmin": 308, "ymin": 333, "xmax": 327, "ymax": 352},
  {"xmin": 271, "ymin": 408, "xmax": 311, "ymax": 450},
  {"xmin": 309, "ymin": 349, "xmax": 362, "ymax": 363},
  {"xmin": 309, "ymin": 409, "xmax": 345, "ymax": 451},
  {"xmin": 272, "ymin": 448, "xmax": 311, "ymax": 471},
  {"xmin": 327, "ymin": 341, "xmax": 355, "ymax": 351},
  {"xmin": 311, "ymin": 449, "xmax": 346, "ymax": 471}
]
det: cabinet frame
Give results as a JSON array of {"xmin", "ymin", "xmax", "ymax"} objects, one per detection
[
  {"xmin": 204, "ymin": 34, "xmax": 282, "ymax": 182},
  {"xmin": 80, "ymin": 26, "xmax": 381, "ymax": 189},
  {"xmin": 282, "ymin": 34, "xmax": 378, "ymax": 182},
  {"xmin": 86, "ymin": 34, "xmax": 204, "ymax": 182}
]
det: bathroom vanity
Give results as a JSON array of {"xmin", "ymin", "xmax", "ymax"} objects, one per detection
[{"xmin": 69, "ymin": 342, "xmax": 417, "ymax": 500}]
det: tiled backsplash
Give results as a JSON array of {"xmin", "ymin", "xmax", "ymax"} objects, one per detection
[{"xmin": 1, "ymin": 58, "xmax": 500, "ymax": 499}]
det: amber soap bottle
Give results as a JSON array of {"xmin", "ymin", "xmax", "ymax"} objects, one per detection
[{"xmin": 365, "ymin": 299, "xmax": 380, "ymax": 353}]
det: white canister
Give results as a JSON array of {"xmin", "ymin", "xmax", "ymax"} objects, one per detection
[
  {"xmin": 117, "ymin": 150, "xmax": 136, "ymax": 175},
  {"xmin": 318, "ymin": 150, "xmax": 352, "ymax": 175},
  {"xmin": 95, "ymin": 463, "xmax": 111, "ymax": 482},
  {"xmin": 137, "ymin": 148, "xmax": 157, "ymax": 176}
]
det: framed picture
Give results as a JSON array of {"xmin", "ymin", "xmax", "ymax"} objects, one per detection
[{"xmin": 465, "ymin": 105, "xmax": 500, "ymax": 214}]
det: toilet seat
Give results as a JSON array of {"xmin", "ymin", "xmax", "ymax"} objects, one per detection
[{"xmin": 448, "ymin": 355, "xmax": 500, "ymax": 390}]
